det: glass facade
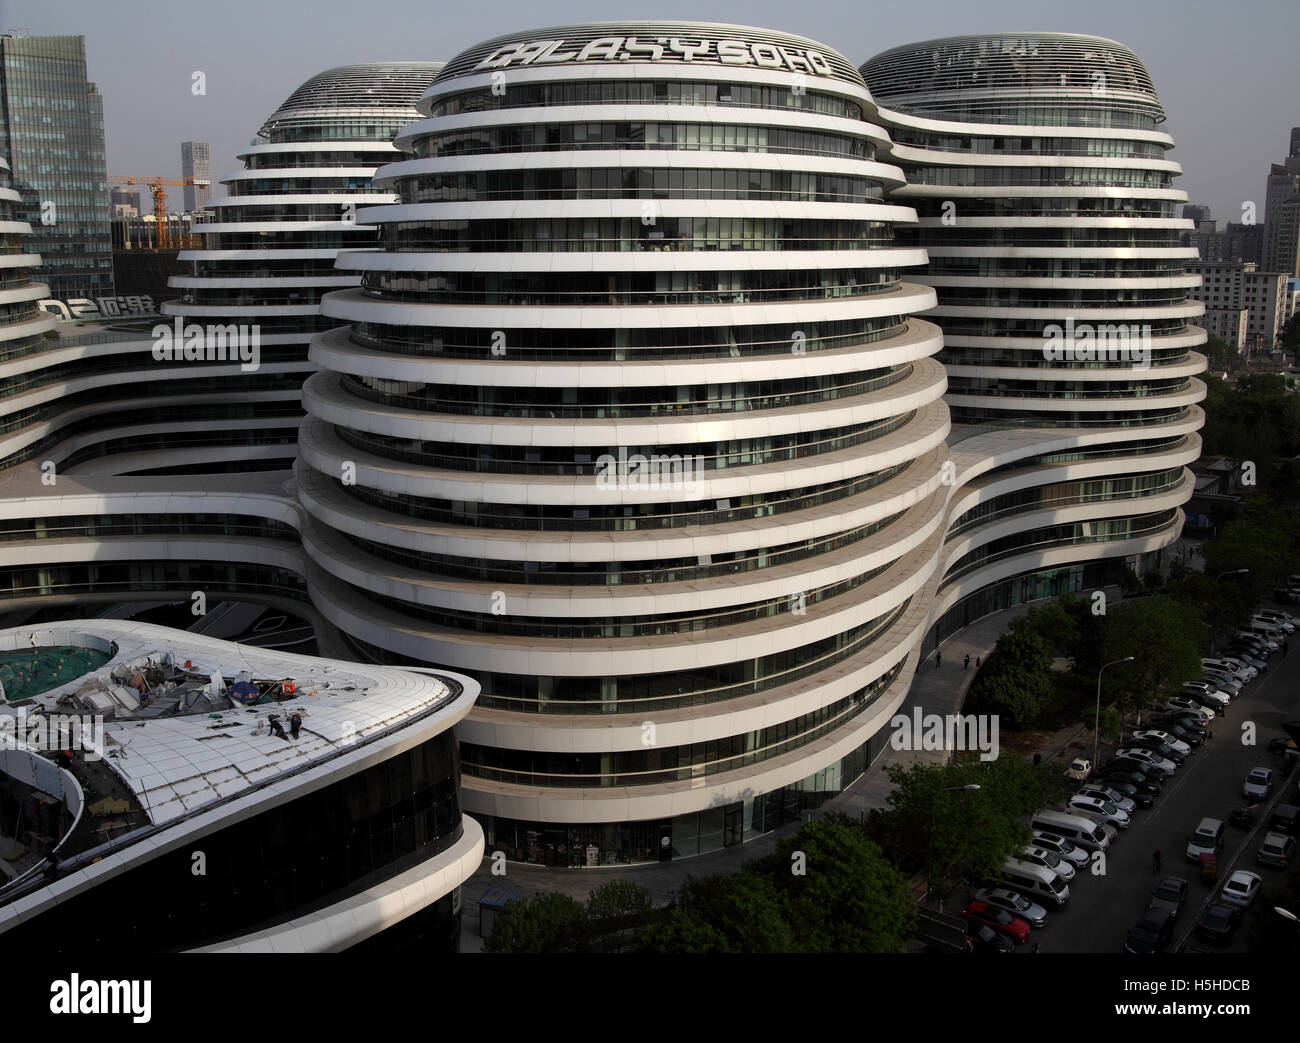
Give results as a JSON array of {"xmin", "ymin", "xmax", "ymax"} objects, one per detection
[
  {"xmin": 0, "ymin": 729, "xmax": 463, "ymax": 952},
  {"xmin": 0, "ymin": 35, "xmax": 113, "ymax": 298}
]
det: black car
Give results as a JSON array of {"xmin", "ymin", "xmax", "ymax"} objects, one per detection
[
  {"xmin": 1149, "ymin": 876, "xmax": 1189, "ymax": 920},
  {"xmin": 1101, "ymin": 778, "xmax": 1154, "ymax": 808},
  {"xmin": 1100, "ymin": 766, "xmax": 1162, "ymax": 795},
  {"xmin": 1124, "ymin": 907, "xmax": 1175, "ymax": 953},
  {"xmin": 1150, "ymin": 720, "xmax": 1205, "ymax": 747},
  {"xmin": 1157, "ymin": 715, "xmax": 1209, "ymax": 740},
  {"xmin": 1195, "ymin": 903, "xmax": 1241, "ymax": 945},
  {"xmin": 967, "ymin": 923, "xmax": 1014, "ymax": 953},
  {"xmin": 1106, "ymin": 759, "xmax": 1168, "ymax": 785}
]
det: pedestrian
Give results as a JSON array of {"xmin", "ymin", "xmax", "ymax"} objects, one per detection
[
  {"xmin": 964, "ymin": 654, "xmax": 971, "ymax": 670},
  {"xmin": 267, "ymin": 714, "xmax": 289, "ymax": 741},
  {"xmin": 936, "ymin": 650, "xmax": 941, "ymax": 668},
  {"xmin": 289, "ymin": 711, "xmax": 302, "ymax": 739},
  {"xmin": 975, "ymin": 656, "xmax": 981, "ymax": 669},
  {"xmin": 1031, "ymin": 942, "xmax": 1040, "ymax": 954},
  {"xmin": 1152, "ymin": 848, "xmax": 1162, "ymax": 872}
]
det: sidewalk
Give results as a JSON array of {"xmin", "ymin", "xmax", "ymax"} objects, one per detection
[{"xmin": 457, "ymin": 599, "xmax": 1046, "ymax": 952}]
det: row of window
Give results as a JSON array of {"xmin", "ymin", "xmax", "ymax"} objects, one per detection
[{"xmin": 432, "ymin": 80, "xmax": 863, "ymax": 120}]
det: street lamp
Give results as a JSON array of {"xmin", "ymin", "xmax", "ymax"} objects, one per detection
[
  {"xmin": 1275, "ymin": 906, "xmax": 1299, "ymax": 924},
  {"xmin": 1215, "ymin": 569, "xmax": 1248, "ymax": 582},
  {"xmin": 1095, "ymin": 657, "xmax": 1135, "ymax": 765}
]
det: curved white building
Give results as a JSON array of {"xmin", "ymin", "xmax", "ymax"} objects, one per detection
[
  {"xmin": 0, "ymin": 621, "xmax": 481, "ymax": 952},
  {"xmin": 4, "ymin": 64, "xmax": 441, "ymax": 478},
  {"xmin": 860, "ymin": 34, "xmax": 1206, "ymax": 632},
  {"xmin": 296, "ymin": 22, "xmax": 949, "ymax": 864}
]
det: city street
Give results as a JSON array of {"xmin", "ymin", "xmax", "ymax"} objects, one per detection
[{"xmin": 1004, "ymin": 627, "xmax": 1300, "ymax": 953}]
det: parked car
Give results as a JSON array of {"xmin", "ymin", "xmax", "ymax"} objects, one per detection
[
  {"xmin": 1181, "ymin": 682, "xmax": 1230, "ymax": 711},
  {"xmin": 1268, "ymin": 736, "xmax": 1298, "ymax": 756},
  {"xmin": 1154, "ymin": 713, "xmax": 1208, "ymax": 737},
  {"xmin": 1130, "ymin": 730, "xmax": 1191, "ymax": 760},
  {"xmin": 967, "ymin": 922, "xmax": 1015, "ymax": 953},
  {"xmin": 1195, "ymin": 903, "xmax": 1241, "ymax": 945},
  {"xmin": 1099, "ymin": 766, "xmax": 1162, "ymax": 795},
  {"xmin": 963, "ymin": 901, "xmax": 1030, "ymax": 944},
  {"xmin": 1225, "ymin": 639, "xmax": 1269, "ymax": 664},
  {"xmin": 1163, "ymin": 697, "xmax": 1215, "ymax": 721},
  {"xmin": 1032, "ymin": 830, "xmax": 1091, "ymax": 869},
  {"xmin": 973, "ymin": 887, "xmax": 1048, "ymax": 928},
  {"xmin": 1255, "ymin": 610, "xmax": 1296, "ymax": 632},
  {"xmin": 1149, "ymin": 876, "xmax": 1188, "ymax": 920},
  {"xmin": 1114, "ymin": 748, "xmax": 1177, "ymax": 776},
  {"xmin": 1077, "ymin": 784, "xmax": 1136, "ymax": 814},
  {"xmin": 1271, "ymin": 586, "xmax": 1300, "ymax": 604},
  {"xmin": 1020, "ymin": 845, "xmax": 1077, "ymax": 882},
  {"xmin": 1068, "ymin": 794, "xmax": 1130, "ymax": 829},
  {"xmin": 1148, "ymin": 719, "xmax": 1204, "ymax": 747},
  {"xmin": 1124, "ymin": 907, "xmax": 1175, "ymax": 953},
  {"xmin": 1243, "ymin": 767, "xmax": 1274, "ymax": 800},
  {"xmin": 1235, "ymin": 629, "xmax": 1279, "ymax": 653},
  {"xmin": 1219, "ymin": 870, "xmax": 1262, "ymax": 908},
  {"xmin": 1199, "ymin": 670, "xmax": 1242, "ymax": 696},
  {"xmin": 1097, "ymin": 777, "xmax": 1154, "ymax": 808},
  {"xmin": 1203, "ymin": 657, "xmax": 1254, "ymax": 683},
  {"xmin": 1065, "ymin": 757, "xmax": 1093, "ymax": 781},
  {"xmin": 1257, "ymin": 831, "xmax": 1295, "ymax": 869},
  {"xmin": 1185, "ymin": 817, "xmax": 1225, "ymax": 863}
]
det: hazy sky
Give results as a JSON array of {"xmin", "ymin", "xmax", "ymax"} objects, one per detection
[{"xmin": 7, "ymin": 0, "xmax": 1298, "ymax": 223}]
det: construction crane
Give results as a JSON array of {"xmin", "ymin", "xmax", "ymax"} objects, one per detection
[{"xmin": 108, "ymin": 175, "xmax": 211, "ymax": 249}]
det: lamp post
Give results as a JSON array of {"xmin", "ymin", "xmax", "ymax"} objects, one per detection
[{"xmin": 1095, "ymin": 656, "xmax": 1135, "ymax": 766}]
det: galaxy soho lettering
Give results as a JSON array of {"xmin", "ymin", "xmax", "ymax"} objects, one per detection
[{"xmin": 474, "ymin": 37, "xmax": 835, "ymax": 76}]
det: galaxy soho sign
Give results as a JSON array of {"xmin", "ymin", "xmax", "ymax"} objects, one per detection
[{"xmin": 474, "ymin": 36, "xmax": 836, "ymax": 77}]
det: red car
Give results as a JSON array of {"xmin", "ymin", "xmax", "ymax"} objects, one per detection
[{"xmin": 962, "ymin": 901, "xmax": 1031, "ymax": 945}]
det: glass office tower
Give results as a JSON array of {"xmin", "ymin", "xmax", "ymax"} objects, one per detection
[{"xmin": 0, "ymin": 34, "xmax": 113, "ymax": 299}]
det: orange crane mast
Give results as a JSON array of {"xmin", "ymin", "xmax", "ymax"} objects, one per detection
[{"xmin": 109, "ymin": 175, "xmax": 211, "ymax": 249}]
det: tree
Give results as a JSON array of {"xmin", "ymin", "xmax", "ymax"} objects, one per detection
[
  {"xmin": 865, "ymin": 759, "xmax": 1048, "ymax": 905},
  {"xmin": 965, "ymin": 627, "xmax": 1054, "ymax": 729},
  {"xmin": 484, "ymin": 891, "xmax": 589, "ymax": 953},
  {"xmin": 751, "ymin": 821, "xmax": 916, "ymax": 953},
  {"xmin": 1098, "ymin": 595, "xmax": 1203, "ymax": 719},
  {"xmin": 639, "ymin": 870, "xmax": 797, "ymax": 953},
  {"xmin": 585, "ymin": 879, "xmax": 653, "ymax": 951},
  {"xmin": 1200, "ymin": 333, "xmax": 1239, "ymax": 372}
]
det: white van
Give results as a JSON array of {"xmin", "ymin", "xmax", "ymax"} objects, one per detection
[
  {"xmin": 999, "ymin": 857, "xmax": 1070, "ymax": 908},
  {"xmin": 1031, "ymin": 809, "xmax": 1111, "ymax": 853}
]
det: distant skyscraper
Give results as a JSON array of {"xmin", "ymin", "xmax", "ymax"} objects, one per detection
[
  {"xmin": 180, "ymin": 141, "xmax": 211, "ymax": 211},
  {"xmin": 110, "ymin": 186, "xmax": 142, "ymax": 216},
  {"xmin": 0, "ymin": 34, "xmax": 114, "ymax": 298},
  {"xmin": 1263, "ymin": 129, "xmax": 1300, "ymax": 276}
]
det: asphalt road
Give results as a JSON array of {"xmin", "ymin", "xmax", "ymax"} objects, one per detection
[{"xmin": 975, "ymin": 619, "xmax": 1299, "ymax": 954}]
